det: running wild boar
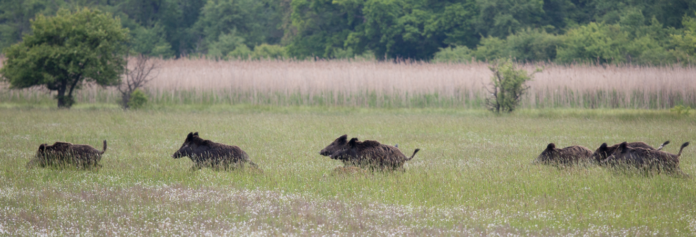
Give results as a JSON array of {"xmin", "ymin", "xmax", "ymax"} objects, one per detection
[
  {"xmin": 535, "ymin": 143, "xmax": 593, "ymax": 165},
  {"xmin": 591, "ymin": 141, "xmax": 670, "ymax": 163},
  {"xmin": 172, "ymin": 132, "xmax": 257, "ymax": 170},
  {"xmin": 603, "ymin": 141, "xmax": 689, "ymax": 173},
  {"xmin": 30, "ymin": 140, "xmax": 107, "ymax": 168},
  {"xmin": 329, "ymin": 137, "xmax": 420, "ymax": 171}
]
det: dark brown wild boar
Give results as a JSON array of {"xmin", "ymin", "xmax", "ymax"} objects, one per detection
[
  {"xmin": 535, "ymin": 143, "xmax": 593, "ymax": 165},
  {"xmin": 591, "ymin": 141, "xmax": 669, "ymax": 163},
  {"xmin": 603, "ymin": 141, "xmax": 689, "ymax": 173},
  {"xmin": 30, "ymin": 140, "xmax": 107, "ymax": 168},
  {"xmin": 172, "ymin": 132, "xmax": 257, "ymax": 170},
  {"xmin": 329, "ymin": 138, "xmax": 420, "ymax": 171}
]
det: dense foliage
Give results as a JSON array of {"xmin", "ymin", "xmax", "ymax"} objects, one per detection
[
  {"xmin": 0, "ymin": 8, "xmax": 128, "ymax": 108},
  {"xmin": 0, "ymin": 0, "xmax": 695, "ymax": 63}
]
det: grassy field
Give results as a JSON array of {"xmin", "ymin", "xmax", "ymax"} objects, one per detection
[{"xmin": 0, "ymin": 106, "xmax": 695, "ymax": 235}]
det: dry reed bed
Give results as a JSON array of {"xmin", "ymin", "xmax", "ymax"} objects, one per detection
[
  {"xmin": 151, "ymin": 59, "xmax": 695, "ymax": 94},
  {"xmin": 2, "ymin": 58, "xmax": 696, "ymax": 108}
]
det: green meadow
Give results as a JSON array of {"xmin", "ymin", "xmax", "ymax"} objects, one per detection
[{"xmin": 1, "ymin": 106, "xmax": 695, "ymax": 235}]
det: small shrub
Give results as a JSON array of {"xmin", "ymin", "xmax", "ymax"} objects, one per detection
[
  {"xmin": 128, "ymin": 89, "xmax": 148, "ymax": 109},
  {"xmin": 433, "ymin": 45, "xmax": 474, "ymax": 63},
  {"xmin": 670, "ymin": 105, "xmax": 692, "ymax": 116},
  {"xmin": 226, "ymin": 45, "xmax": 252, "ymax": 59},
  {"xmin": 251, "ymin": 44, "xmax": 287, "ymax": 60},
  {"xmin": 485, "ymin": 59, "xmax": 539, "ymax": 113}
]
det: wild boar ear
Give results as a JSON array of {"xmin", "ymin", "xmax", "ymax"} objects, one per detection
[
  {"xmin": 194, "ymin": 132, "xmax": 199, "ymax": 136},
  {"xmin": 39, "ymin": 144, "xmax": 46, "ymax": 151},
  {"xmin": 348, "ymin": 138, "xmax": 358, "ymax": 147},
  {"xmin": 618, "ymin": 142, "xmax": 628, "ymax": 151},
  {"xmin": 546, "ymin": 143, "xmax": 556, "ymax": 150},
  {"xmin": 186, "ymin": 132, "xmax": 194, "ymax": 141},
  {"xmin": 599, "ymin": 143, "xmax": 608, "ymax": 151},
  {"xmin": 338, "ymin": 134, "xmax": 348, "ymax": 143}
]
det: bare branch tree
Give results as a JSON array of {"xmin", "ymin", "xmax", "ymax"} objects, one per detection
[{"xmin": 118, "ymin": 54, "xmax": 159, "ymax": 109}]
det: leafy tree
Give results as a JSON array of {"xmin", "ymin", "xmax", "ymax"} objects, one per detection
[
  {"xmin": 556, "ymin": 22, "xmax": 630, "ymax": 64},
  {"xmin": 0, "ymin": 0, "xmax": 61, "ymax": 50},
  {"xmin": 287, "ymin": 0, "xmax": 364, "ymax": 59},
  {"xmin": 0, "ymin": 8, "xmax": 128, "ymax": 108},
  {"xmin": 195, "ymin": 0, "xmax": 283, "ymax": 55},
  {"xmin": 475, "ymin": 0, "xmax": 549, "ymax": 38},
  {"xmin": 130, "ymin": 24, "xmax": 174, "ymax": 58},
  {"xmin": 672, "ymin": 14, "xmax": 696, "ymax": 63},
  {"xmin": 347, "ymin": 0, "xmax": 480, "ymax": 60}
]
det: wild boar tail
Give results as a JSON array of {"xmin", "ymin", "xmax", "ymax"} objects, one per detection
[
  {"xmin": 677, "ymin": 142, "xmax": 689, "ymax": 158},
  {"xmin": 101, "ymin": 140, "xmax": 107, "ymax": 154},
  {"xmin": 656, "ymin": 140, "xmax": 670, "ymax": 150},
  {"xmin": 405, "ymin": 148, "xmax": 420, "ymax": 161}
]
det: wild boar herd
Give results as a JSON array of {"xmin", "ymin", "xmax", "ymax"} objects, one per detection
[
  {"xmin": 536, "ymin": 140, "xmax": 690, "ymax": 173},
  {"xmin": 28, "ymin": 132, "xmax": 690, "ymax": 175}
]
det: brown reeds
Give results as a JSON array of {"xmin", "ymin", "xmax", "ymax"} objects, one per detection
[{"xmin": 2, "ymin": 58, "xmax": 695, "ymax": 109}]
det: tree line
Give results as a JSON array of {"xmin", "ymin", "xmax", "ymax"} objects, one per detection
[{"xmin": 0, "ymin": 0, "xmax": 695, "ymax": 64}]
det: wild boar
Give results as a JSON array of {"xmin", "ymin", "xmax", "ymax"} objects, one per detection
[
  {"xmin": 172, "ymin": 132, "xmax": 257, "ymax": 170},
  {"xmin": 591, "ymin": 141, "xmax": 670, "ymax": 163},
  {"xmin": 603, "ymin": 141, "xmax": 689, "ymax": 173},
  {"xmin": 329, "ymin": 137, "xmax": 420, "ymax": 171},
  {"xmin": 31, "ymin": 140, "xmax": 107, "ymax": 168},
  {"xmin": 535, "ymin": 143, "xmax": 593, "ymax": 165}
]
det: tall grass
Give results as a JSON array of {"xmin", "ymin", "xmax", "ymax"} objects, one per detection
[{"xmin": 2, "ymin": 59, "xmax": 695, "ymax": 109}]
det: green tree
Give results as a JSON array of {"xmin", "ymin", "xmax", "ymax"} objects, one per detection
[
  {"xmin": 475, "ymin": 0, "xmax": 549, "ymax": 38},
  {"xmin": 556, "ymin": 22, "xmax": 630, "ymax": 64},
  {"xmin": 0, "ymin": 8, "xmax": 128, "ymax": 108},
  {"xmin": 195, "ymin": 0, "xmax": 283, "ymax": 56},
  {"xmin": 672, "ymin": 14, "xmax": 696, "ymax": 63},
  {"xmin": 287, "ymin": 0, "xmax": 364, "ymax": 59},
  {"xmin": 130, "ymin": 24, "xmax": 174, "ymax": 58}
]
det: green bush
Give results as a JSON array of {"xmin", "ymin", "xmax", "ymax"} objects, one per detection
[
  {"xmin": 128, "ymin": 89, "xmax": 148, "ymax": 109},
  {"xmin": 472, "ymin": 36, "xmax": 507, "ymax": 61},
  {"xmin": 250, "ymin": 44, "xmax": 286, "ymax": 60},
  {"xmin": 505, "ymin": 29, "xmax": 562, "ymax": 62},
  {"xmin": 208, "ymin": 32, "xmax": 247, "ymax": 59},
  {"xmin": 226, "ymin": 45, "xmax": 253, "ymax": 59},
  {"xmin": 433, "ymin": 46, "xmax": 474, "ymax": 63},
  {"xmin": 485, "ymin": 59, "xmax": 538, "ymax": 113},
  {"xmin": 670, "ymin": 105, "xmax": 692, "ymax": 116},
  {"xmin": 226, "ymin": 44, "xmax": 286, "ymax": 60}
]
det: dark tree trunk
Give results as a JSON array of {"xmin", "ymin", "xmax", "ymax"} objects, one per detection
[
  {"xmin": 57, "ymin": 75, "xmax": 82, "ymax": 108},
  {"xmin": 121, "ymin": 92, "xmax": 131, "ymax": 109},
  {"xmin": 56, "ymin": 81, "xmax": 68, "ymax": 108}
]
